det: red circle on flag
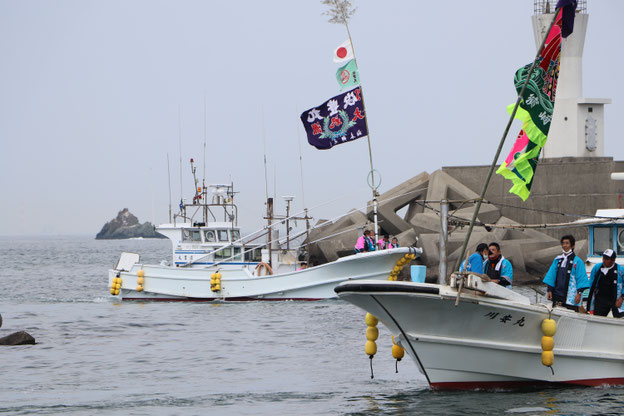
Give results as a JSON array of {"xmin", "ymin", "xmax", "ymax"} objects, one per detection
[{"xmin": 336, "ymin": 47, "xmax": 348, "ymax": 59}]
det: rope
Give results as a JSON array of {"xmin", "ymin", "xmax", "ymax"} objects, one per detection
[
  {"xmin": 403, "ymin": 198, "xmax": 624, "ymax": 231},
  {"xmin": 369, "ymin": 356, "xmax": 374, "ymax": 379}
]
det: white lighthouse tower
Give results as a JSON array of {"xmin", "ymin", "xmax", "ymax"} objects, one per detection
[{"xmin": 532, "ymin": 0, "xmax": 610, "ymax": 158}]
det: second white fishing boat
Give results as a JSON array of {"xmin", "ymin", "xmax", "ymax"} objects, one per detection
[{"xmin": 108, "ymin": 168, "xmax": 421, "ymax": 301}]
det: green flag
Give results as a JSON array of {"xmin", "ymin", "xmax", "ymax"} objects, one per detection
[
  {"xmin": 496, "ymin": 11, "xmax": 564, "ymax": 201},
  {"xmin": 335, "ymin": 59, "xmax": 359, "ymax": 90}
]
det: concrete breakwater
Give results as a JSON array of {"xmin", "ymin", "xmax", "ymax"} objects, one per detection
[{"xmin": 307, "ymin": 157, "xmax": 624, "ymax": 284}]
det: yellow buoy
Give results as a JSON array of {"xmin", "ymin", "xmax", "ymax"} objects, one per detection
[
  {"xmin": 366, "ymin": 326, "xmax": 379, "ymax": 341},
  {"xmin": 137, "ymin": 277, "xmax": 144, "ymax": 285},
  {"xmin": 392, "ymin": 343, "xmax": 405, "ymax": 360},
  {"xmin": 365, "ymin": 313, "xmax": 378, "ymax": 327},
  {"xmin": 137, "ymin": 269, "xmax": 144, "ymax": 278},
  {"xmin": 136, "ymin": 285, "xmax": 144, "ymax": 292},
  {"xmin": 541, "ymin": 319, "xmax": 556, "ymax": 337},
  {"xmin": 541, "ymin": 336, "xmax": 554, "ymax": 351},
  {"xmin": 214, "ymin": 284, "xmax": 221, "ymax": 291},
  {"xmin": 115, "ymin": 283, "xmax": 121, "ymax": 290},
  {"xmin": 541, "ymin": 350, "xmax": 554, "ymax": 366},
  {"xmin": 540, "ymin": 318, "xmax": 556, "ymax": 369},
  {"xmin": 110, "ymin": 288, "xmax": 116, "ymax": 295},
  {"xmin": 365, "ymin": 340, "xmax": 377, "ymax": 356}
]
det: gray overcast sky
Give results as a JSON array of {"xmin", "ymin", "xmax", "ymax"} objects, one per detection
[{"xmin": 1, "ymin": 1, "xmax": 623, "ymax": 236}]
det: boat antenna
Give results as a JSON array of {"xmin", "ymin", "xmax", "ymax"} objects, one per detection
[
  {"xmin": 167, "ymin": 153, "xmax": 172, "ymax": 223},
  {"xmin": 203, "ymin": 90, "xmax": 207, "ymax": 186},
  {"xmin": 178, "ymin": 105, "xmax": 183, "ymax": 206},
  {"xmin": 273, "ymin": 163, "xmax": 277, "ymax": 203},
  {"xmin": 453, "ymin": 8, "xmax": 562, "ymax": 272},
  {"xmin": 323, "ymin": 0, "xmax": 380, "ymax": 238},
  {"xmin": 150, "ymin": 166, "xmax": 155, "ymax": 225},
  {"xmin": 296, "ymin": 109, "xmax": 307, "ymax": 209},
  {"xmin": 262, "ymin": 105, "xmax": 269, "ymax": 201}
]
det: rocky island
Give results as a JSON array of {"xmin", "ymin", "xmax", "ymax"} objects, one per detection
[{"xmin": 96, "ymin": 208, "xmax": 165, "ymax": 239}]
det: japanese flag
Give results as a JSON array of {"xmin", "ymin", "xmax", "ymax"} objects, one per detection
[{"xmin": 333, "ymin": 39, "xmax": 354, "ymax": 63}]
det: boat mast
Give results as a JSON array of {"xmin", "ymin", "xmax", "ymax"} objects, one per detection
[
  {"xmin": 305, "ymin": 208, "xmax": 311, "ymax": 264},
  {"xmin": 178, "ymin": 105, "xmax": 183, "ymax": 209},
  {"xmin": 267, "ymin": 197, "xmax": 274, "ymax": 268},
  {"xmin": 203, "ymin": 90, "xmax": 208, "ymax": 224},
  {"xmin": 284, "ymin": 196, "xmax": 293, "ymax": 250},
  {"xmin": 262, "ymin": 106, "xmax": 272, "ymax": 265}
]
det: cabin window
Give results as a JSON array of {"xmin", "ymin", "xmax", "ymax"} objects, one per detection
[
  {"xmin": 231, "ymin": 230, "xmax": 240, "ymax": 241},
  {"xmin": 214, "ymin": 247, "xmax": 232, "ymax": 260},
  {"xmin": 182, "ymin": 229, "xmax": 202, "ymax": 242},
  {"xmin": 245, "ymin": 247, "xmax": 262, "ymax": 262},
  {"xmin": 618, "ymin": 227, "xmax": 624, "ymax": 256},
  {"xmin": 233, "ymin": 247, "xmax": 242, "ymax": 260},
  {"xmin": 218, "ymin": 230, "xmax": 229, "ymax": 242},
  {"xmin": 204, "ymin": 230, "xmax": 216, "ymax": 242},
  {"xmin": 593, "ymin": 227, "xmax": 613, "ymax": 256}
]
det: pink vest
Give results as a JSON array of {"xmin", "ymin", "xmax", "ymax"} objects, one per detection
[
  {"xmin": 378, "ymin": 239, "xmax": 393, "ymax": 249},
  {"xmin": 355, "ymin": 236, "xmax": 366, "ymax": 250}
]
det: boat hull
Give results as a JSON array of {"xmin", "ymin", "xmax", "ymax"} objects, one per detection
[
  {"xmin": 335, "ymin": 280, "xmax": 624, "ymax": 389},
  {"xmin": 109, "ymin": 248, "xmax": 418, "ymax": 301}
]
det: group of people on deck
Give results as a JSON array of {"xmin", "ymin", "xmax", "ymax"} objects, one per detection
[
  {"xmin": 354, "ymin": 230, "xmax": 400, "ymax": 253},
  {"xmin": 463, "ymin": 235, "xmax": 624, "ymax": 317}
]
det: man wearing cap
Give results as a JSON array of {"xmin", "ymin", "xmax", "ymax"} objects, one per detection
[
  {"xmin": 543, "ymin": 235, "xmax": 589, "ymax": 311},
  {"xmin": 460, "ymin": 243, "xmax": 489, "ymax": 274},
  {"xmin": 586, "ymin": 249, "xmax": 624, "ymax": 317}
]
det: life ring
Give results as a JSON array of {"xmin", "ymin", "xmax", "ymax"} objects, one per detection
[
  {"xmin": 618, "ymin": 229, "xmax": 624, "ymax": 252},
  {"xmin": 254, "ymin": 262, "xmax": 273, "ymax": 276}
]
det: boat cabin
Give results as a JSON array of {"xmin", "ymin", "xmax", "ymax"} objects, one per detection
[
  {"xmin": 587, "ymin": 209, "xmax": 624, "ymax": 269},
  {"xmin": 156, "ymin": 183, "xmax": 263, "ymax": 268}
]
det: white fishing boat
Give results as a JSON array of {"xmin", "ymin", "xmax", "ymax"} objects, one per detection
[
  {"xmin": 335, "ymin": 275, "xmax": 624, "ymax": 389},
  {"xmin": 108, "ymin": 167, "xmax": 421, "ymax": 301},
  {"xmin": 335, "ymin": 208, "xmax": 624, "ymax": 389}
]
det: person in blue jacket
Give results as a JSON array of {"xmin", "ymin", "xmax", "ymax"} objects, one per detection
[
  {"xmin": 483, "ymin": 242, "xmax": 513, "ymax": 287},
  {"xmin": 460, "ymin": 243, "xmax": 489, "ymax": 274},
  {"xmin": 543, "ymin": 235, "xmax": 589, "ymax": 311},
  {"xmin": 586, "ymin": 249, "xmax": 624, "ymax": 317}
]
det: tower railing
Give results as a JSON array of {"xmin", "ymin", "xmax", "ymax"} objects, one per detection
[{"xmin": 534, "ymin": 0, "xmax": 586, "ymax": 15}]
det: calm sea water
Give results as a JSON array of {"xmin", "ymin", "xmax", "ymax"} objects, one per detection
[{"xmin": 1, "ymin": 236, "xmax": 624, "ymax": 415}]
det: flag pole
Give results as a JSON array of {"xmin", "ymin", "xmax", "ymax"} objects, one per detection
[
  {"xmin": 453, "ymin": 8, "xmax": 561, "ymax": 273},
  {"xmin": 339, "ymin": 8, "xmax": 380, "ymax": 239}
]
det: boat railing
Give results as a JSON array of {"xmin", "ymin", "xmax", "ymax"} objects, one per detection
[
  {"xmin": 174, "ymin": 201, "xmax": 238, "ymax": 228},
  {"xmin": 178, "ymin": 196, "xmax": 402, "ymax": 268},
  {"xmin": 178, "ymin": 205, "xmax": 317, "ymax": 267}
]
